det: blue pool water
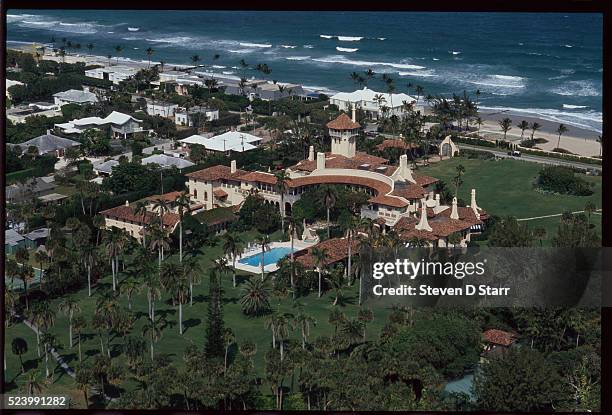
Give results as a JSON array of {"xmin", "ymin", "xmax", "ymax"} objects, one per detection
[{"xmin": 239, "ymin": 247, "xmax": 294, "ymax": 267}]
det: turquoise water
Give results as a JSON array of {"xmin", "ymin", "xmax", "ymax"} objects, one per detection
[
  {"xmin": 239, "ymin": 247, "xmax": 294, "ymax": 267},
  {"xmin": 6, "ymin": 11, "xmax": 602, "ymax": 132}
]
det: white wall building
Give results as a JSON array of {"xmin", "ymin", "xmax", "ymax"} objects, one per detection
[
  {"xmin": 53, "ymin": 88, "xmax": 99, "ymax": 107},
  {"xmin": 180, "ymin": 131, "xmax": 262, "ymax": 154},
  {"xmin": 85, "ymin": 66, "xmax": 139, "ymax": 84},
  {"xmin": 175, "ymin": 107, "xmax": 219, "ymax": 127},
  {"xmin": 55, "ymin": 111, "xmax": 143, "ymax": 138},
  {"xmin": 330, "ymin": 87, "xmax": 418, "ymax": 120},
  {"xmin": 146, "ymin": 100, "xmax": 178, "ymax": 118}
]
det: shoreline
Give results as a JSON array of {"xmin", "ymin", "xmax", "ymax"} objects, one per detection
[{"xmin": 8, "ymin": 44, "xmax": 602, "ymax": 156}]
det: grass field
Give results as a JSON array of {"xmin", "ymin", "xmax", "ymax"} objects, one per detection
[
  {"xmin": 4, "ymin": 156, "xmax": 603, "ymax": 406},
  {"xmin": 420, "ymin": 157, "xmax": 602, "ymax": 241}
]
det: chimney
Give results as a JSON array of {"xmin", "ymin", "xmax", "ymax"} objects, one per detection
[
  {"xmin": 308, "ymin": 145, "xmax": 315, "ymax": 161},
  {"xmin": 230, "ymin": 160, "xmax": 237, "ymax": 174},
  {"xmin": 470, "ymin": 188, "xmax": 479, "ymax": 215},
  {"xmin": 415, "ymin": 199, "xmax": 432, "ymax": 232},
  {"xmin": 450, "ymin": 197, "xmax": 459, "ymax": 220},
  {"xmin": 316, "ymin": 152, "xmax": 326, "ymax": 170},
  {"xmin": 351, "ymin": 103, "xmax": 356, "ymax": 123},
  {"xmin": 397, "ymin": 154, "xmax": 416, "ymax": 183}
]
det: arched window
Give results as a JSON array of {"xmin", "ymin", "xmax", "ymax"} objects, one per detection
[{"xmin": 193, "ymin": 188, "xmax": 198, "ymax": 198}]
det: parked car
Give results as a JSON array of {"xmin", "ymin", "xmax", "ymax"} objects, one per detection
[{"xmin": 508, "ymin": 150, "xmax": 521, "ymax": 157}]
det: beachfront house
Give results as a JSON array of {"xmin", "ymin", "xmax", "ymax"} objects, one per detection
[
  {"xmin": 180, "ymin": 131, "xmax": 262, "ymax": 155},
  {"xmin": 92, "ymin": 159, "xmax": 120, "ymax": 177},
  {"xmin": 7, "ymin": 103, "xmax": 60, "ymax": 124},
  {"xmin": 146, "ymin": 99, "xmax": 178, "ymax": 118},
  {"xmin": 175, "ymin": 106, "xmax": 219, "ymax": 127},
  {"xmin": 53, "ymin": 88, "xmax": 99, "ymax": 107},
  {"xmin": 85, "ymin": 65, "xmax": 139, "ymax": 85},
  {"xmin": 55, "ymin": 111, "xmax": 144, "ymax": 139},
  {"xmin": 330, "ymin": 87, "xmax": 418, "ymax": 120},
  {"xmin": 6, "ymin": 176, "xmax": 56, "ymax": 204}
]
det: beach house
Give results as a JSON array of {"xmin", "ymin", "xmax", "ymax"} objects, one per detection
[
  {"xmin": 330, "ymin": 87, "xmax": 418, "ymax": 120},
  {"xmin": 55, "ymin": 111, "xmax": 144, "ymax": 138},
  {"xmin": 53, "ymin": 88, "xmax": 99, "ymax": 107}
]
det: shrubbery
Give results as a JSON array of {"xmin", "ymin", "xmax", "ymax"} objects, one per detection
[{"xmin": 536, "ymin": 166, "xmax": 594, "ymax": 196}]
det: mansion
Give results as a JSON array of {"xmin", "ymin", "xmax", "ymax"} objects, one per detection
[{"xmin": 100, "ymin": 110, "xmax": 487, "ymax": 249}]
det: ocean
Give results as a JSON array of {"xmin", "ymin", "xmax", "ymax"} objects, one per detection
[{"xmin": 6, "ymin": 10, "xmax": 603, "ymax": 133}]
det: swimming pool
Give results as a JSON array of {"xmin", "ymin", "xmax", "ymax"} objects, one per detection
[{"xmin": 238, "ymin": 247, "xmax": 295, "ymax": 267}]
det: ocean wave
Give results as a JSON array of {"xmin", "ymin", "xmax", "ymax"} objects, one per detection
[
  {"xmin": 432, "ymin": 58, "xmax": 440, "ymax": 61},
  {"xmin": 228, "ymin": 49, "xmax": 255, "ymax": 54},
  {"xmin": 563, "ymin": 44, "xmax": 573, "ymax": 48},
  {"xmin": 449, "ymin": 51, "xmax": 461, "ymax": 55},
  {"xmin": 280, "ymin": 45, "xmax": 297, "ymax": 48},
  {"xmin": 239, "ymin": 42, "xmax": 272, "ymax": 48},
  {"xmin": 338, "ymin": 36, "xmax": 363, "ymax": 41},
  {"xmin": 303, "ymin": 44, "xmax": 314, "ymax": 49},
  {"xmin": 563, "ymin": 104, "xmax": 588, "ymax": 109},
  {"xmin": 145, "ymin": 36, "xmax": 194, "ymax": 45},
  {"xmin": 128, "ymin": 27, "xmax": 140, "ymax": 31},
  {"xmin": 9, "ymin": 13, "xmax": 107, "ymax": 34},
  {"xmin": 378, "ymin": 37, "xmax": 386, "ymax": 41},
  {"xmin": 285, "ymin": 56, "xmax": 311, "ymax": 61},
  {"xmin": 222, "ymin": 71, "xmax": 235, "ymax": 75},
  {"xmin": 320, "ymin": 35, "xmax": 333, "ymax": 39},
  {"xmin": 212, "ymin": 65, "xmax": 226, "ymax": 69},
  {"xmin": 479, "ymin": 105, "xmax": 602, "ymax": 133},
  {"xmin": 121, "ymin": 36, "xmax": 140, "ymax": 41},
  {"xmin": 312, "ymin": 55, "xmax": 425, "ymax": 70},
  {"xmin": 492, "ymin": 75, "xmax": 525, "ymax": 81},
  {"xmin": 398, "ymin": 70, "xmax": 436, "ymax": 78},
  {"xmin": 551, "ymin": 80, "xmax": 601, "ymax": 97},
  {"xmin": 336, "ymin": 47, "xmax": 358, "ymax": 53}
]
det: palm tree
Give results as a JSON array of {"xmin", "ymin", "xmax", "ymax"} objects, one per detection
[
  {"xmin": 40, "ymin": 332, "xmax": 57, "ymax": 378},
  {"xmin": 453, "ymin": 164, "xmax": 466, "ymax": 197},
  {"xmin": 175, "ymin": 191, "xmax": 191, "ymax": 263},
  {"xmin": 325, "ymin": 266, "xmax": 345, "ymax": 305},
  {"xmin": 145, "ymin": 46, "xmax": 154, "ymax": 68},
  {"xmin": 320, "ymin": 185, "xmax": 338, "ymax": 239},
  {"xmin": 86, "ymin": 43, "xmax": 94, "ymax": 55},
  {"xmin": 223, "ymin": 328, "xmax": 235, "ymax": 370},
  {"xmin": 75, "ymin": 365, "xmax": 93, "ymax": 408},
  {"xmin": 556, "ymin": 123, "xmax": 568, "ymax": 150},
  {"xmin": 357, "ymin": 308, "xmax": 374, "ymax": 341},
  {"xmin": 240, "ymin": 278, "xmax": 271, "ymax": 316},
  {"xmin": 120, "ymin": 277, "xmax": 139, "ymax": 310},
  {"xmin": 28, "ymin": 301, "xmax": 55, "ymax": 358},
  {"xmin": 275, "ymin": 313, "xmax": 294, "ymax": 361},
  {"xmin": 24, "ymin": 371, "xmax": 45, "ymax": 396},
  {"xmin": 12, "ymin": 337, "xmax": 28, "ymax": 374},
  {"xmin": 149, "ymin": 223, "xmax": 170, "ymax": 267},
  {"xmin": 256, "ymin": 234, "xmax": 271, "ymax": 280},
  {"xmin": 530, "ymin": 122, "xmax": 541, "ymax": 140},
  {"xmin": 294, "ymin": 309, "xmax": 316, "ymax": 349},
  {"xmin": 274, "ymin": 171, "xmax": 291, "ymax": 232},
  {"xmin": 517, "ymin": 120, "xmax": 529, "ymax": 140},
  {"xmin": 73, "ymin": 316, "xmax": 87, "ymax": 362},
  {"xmin": 596, "ymin": 135, "xmax": 602, "ymax": 157},
  {"xmin": 338, "ymin": 213, "xmax": 357, "ymax": 283},
  {"xmin": 142, "ymin": 316, "xmax": 164, "ymax": 361},
  {"xmin": 190, "ymin": 54, "xmax": 201, "ymax": 68},
  {"xmin": 223, "ymin": 233, "xmax": 243, "ymax": 288},
  {"xmin": 311, "ymin": 247, "xmax": 329, "ymax": 298},
  {"xmin": 533, "ymin": 227, "xmax": 547, "ymax": 247},
  {"xmin": 498, "ymin": 117, "xmax": 512, "ymax": 142},
  {"xmin": 104, "ymin": 227, "xmax": 126, "ymax": 291},
  {"xmin": 133, "ymin": 201, "xmax": 149, "ymax": 246},
  {"xmin": 114, "ymin": 45, "xmax": 124, "ymax": 64},
  {"xmin": 476, "ymin": 117, "xmax": 483, "ymax": 136},
  {"xmin": 59, "ymin": 297, "xmax": 81, "ymax": 348}
]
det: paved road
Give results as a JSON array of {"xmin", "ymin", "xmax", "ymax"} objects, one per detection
[{"xmin": 457, "ymin": 143, "xmax": 602, "ymax": 171}]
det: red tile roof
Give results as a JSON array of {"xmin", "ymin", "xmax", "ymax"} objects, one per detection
[
  {"xmin": 186, "ymin": 165, "xmax": 247, "ymax": 182},
  {"xmin": 326, "ymin": 113, "xmax": 361, "ymax": 130},
  {"xmin": 391, "ymin": 184, "xmax": 426, "ymax": 200},
  {"xmin": 213, "ymin": 189, "xmax": 228, "ymax": 198},
  {"xmin": 100, "ymin": 205, "xmax": 180, "ymax": 228},
  {"xmin": 145, "ymin": 191, "xmax": 183, "ymax": 203},
  {"xmin": 414, "ymin": 175, "xmax": 439, "ymax": 187},
  {"xmin": 483, "ymin": 329, "xmax": 518, "ymax": 347},
  {"xmin": 294, "ymin": 237, "xmax": 360, "ymax": 268},
  {"xmin": 290, "ymin": 152, "xmax": 389, "ymax": 173},
  {"xmin": 239, "ymin": 171, "xmax": 279, "ymax": 185},
  {"xmin": 375, "ymin": 139, "xmax": 419, "ymax": 151}
]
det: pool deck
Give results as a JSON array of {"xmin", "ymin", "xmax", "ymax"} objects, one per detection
[{"xmin": 230, "ymin": 240, "xmax": 316, "ymax": 274}]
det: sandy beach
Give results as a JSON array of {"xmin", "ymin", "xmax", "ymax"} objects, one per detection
[{"xmin": 478, "ymin": 111, "xmax": 601, "ymax": 158}]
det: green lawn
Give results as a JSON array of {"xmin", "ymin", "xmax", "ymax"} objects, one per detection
[
  {"xmin": 4, "ymin": 228, "xmax": 393, "ymax": 407},
  {"xmin": 420, "ymin": 158, "xmax": 602, "ymax": 220}
]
